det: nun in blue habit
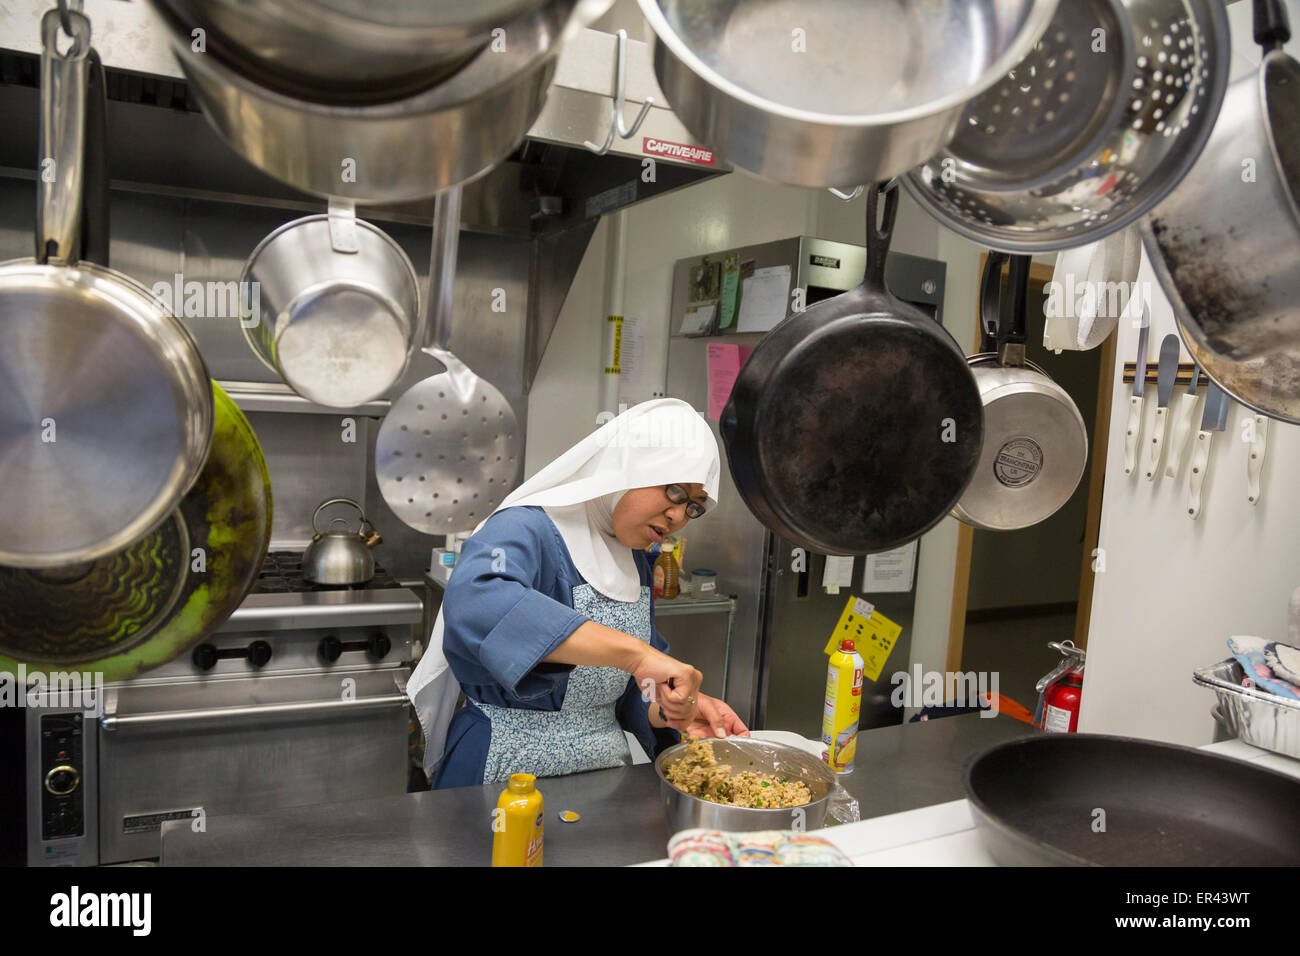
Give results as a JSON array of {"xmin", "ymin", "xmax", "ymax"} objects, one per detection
[{"xmin": 408, "ymin": 399, "xmax": 749, "ymax": 789}]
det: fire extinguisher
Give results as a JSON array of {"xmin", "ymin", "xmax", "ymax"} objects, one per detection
[{"xmin": 1034, "ymin": 640, "xmax": 1085, "ymax": 733}]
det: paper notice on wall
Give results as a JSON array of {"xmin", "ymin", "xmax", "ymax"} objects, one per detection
[
  {"xmin": 679, "ymin": 300, "xmax": 717, "ymax": 336},
  {"xmin": 863, "ymin": 540, "xmax": 918, "ymax": 593},
  {"xmin": 706, "ymin": 344, "xmax": 757, "ymax": 420},
  {"xmin": 706, "ymin": 343, "xmax": 740, "ymax": 421},
  {"xmin": 617, "ymin": 313, "xmax": 647, "ymax": 402},
  {"xmin": 736, "ymin": 265, "xmax": 792, "ymax": 333},
  {"xmin": 821, "ymin": 555, "xmax": 855, "ymax": 594},
  {"xmin": 719, "ymin": 254, "xmax": 741, "ymax": 329}
]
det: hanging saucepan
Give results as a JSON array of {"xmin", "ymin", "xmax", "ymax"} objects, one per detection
[
  {"xmin": 951, "ymin": 254, "xmax": 1088, "ymax": 532},
  {"xmin": 0, "ymin": 383, "xmax": 272, "ymax": 682},
  {"xmin": 241, "ymin": 199, "xmax": 420, "ymax": 407},
  {"xmin": 302, "ymin": 498, "xmax": 381, "ymax": 586},
  {"xmin": 635, "ymin": 0, "xmax": 1059, "ymax": 189},
  {"xmin": 903, "ymin": 0, "xmax": 1231, "ymax": 252},
  {"xmin": 720, "ymin": 183, "xmax": 984, "ymax": 555},
  {"xmin": 148, "ymin": 0, "xmax": 597, "ymax": 203},
  {"xmin": 1139, "ymin": 0, "xmax": 1300, "ymax": 424},
  {"xmin": 0, "ymin": 9, "xmax": 212, "ymax": 569},
  {"xmin": 147, "ymin": 0, "xmax": 553, "ymax": 104}
]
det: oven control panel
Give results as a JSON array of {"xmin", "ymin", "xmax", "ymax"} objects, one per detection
[{"xmin": 40, "ymin": 713, "xmax": 85, "ymax": 840}]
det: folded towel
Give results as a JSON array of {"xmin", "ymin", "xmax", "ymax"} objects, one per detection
[
  {"xmin": 1227, "ymin": 636, "xmax": 1300, "ymax": 700},
  {"xmin": 667, "ymin": 828, "xmax": 852, "ymax": 867}
]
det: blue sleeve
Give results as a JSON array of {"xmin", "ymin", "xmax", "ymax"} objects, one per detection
[
  {"xmin": 441, "ymin": 510, "xmax": 589, "ymax": 701},
  {"xmin": 614, "ymin": 613, "xmax": 681, "ymax": 759}
]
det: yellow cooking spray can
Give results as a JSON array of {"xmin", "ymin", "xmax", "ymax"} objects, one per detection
[
  {"xmin": 491, "ymin": 773, "xmax": 544, "ymax": 866},
  {"xmin": 822, "ymin": 638, "xmax": 864, "ymax": 774}
]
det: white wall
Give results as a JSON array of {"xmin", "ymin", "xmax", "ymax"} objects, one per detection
[{"xmin": 1078, "ymin": 1, "xmax": 1300, "ymax": 745}]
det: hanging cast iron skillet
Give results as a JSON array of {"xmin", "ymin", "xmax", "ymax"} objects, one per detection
[
  {"xmin": 0, "ymin": 383, "xmax": 272, "ymax": 682},
  {"xmin": 966, "ymin": 734, "xmax": 1300, "ymax": 865},
  {"xmin": 720, "ymin": 184, "xmax": 984, "ymax": 555}
]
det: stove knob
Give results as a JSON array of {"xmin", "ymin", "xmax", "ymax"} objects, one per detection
[
  {"xmin": 319, "ymin": 636, "xmax": 343, "ymax": 664},
  {"xmin": 192, "ymin": 643, "xmax": 219, "ymax": 671},
  {"xmin": 247, "ymin": 640, "xmax": 273, "ymax": 668},
  {"xmin": 45, "ymin": 765, "xmax": 80, "ymax": 796},
  {"xmin": 367, "ymin": 633, "xmax": 391, "ymax": 661}
]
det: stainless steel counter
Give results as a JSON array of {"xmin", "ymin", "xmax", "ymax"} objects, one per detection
[{"xmin": 160, "ymin": 713, "xmax": 1038, "ymax": 866}]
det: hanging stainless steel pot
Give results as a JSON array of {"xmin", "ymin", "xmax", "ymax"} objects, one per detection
[
  {"xmin": 951, "ymin": 254, "xmax": 1088, "ymax": 531},
  {"xmin": 903, "ymin": 0, "xmax": 1231, "ymax": 252},
  {"xmin": 1139, "ymin": 0, "xmax": 1300, "ymax": 424},
  {"xmin": 147, "ymin": 0, "xmax": 551, "ymax": 104},
  {"xmin": 302, "ymin": 498, "xmax": 380, "ymax": 586},
  {"xmin": 149, "ymin": 0, "xmax": 596, "ymax": 203},
  {"xmin": 0, "ymin": 9, "xmax": 212, "ymax": 569},
  {"xmin": 635, "ymin": 0, "xmax": 1060, "ymax": 189},
  {"xmin": 241, "ymin": 199, "xmax": 420, "ymax": 407}
]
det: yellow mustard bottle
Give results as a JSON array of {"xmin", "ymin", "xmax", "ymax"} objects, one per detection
[
  {"xmin": 492, "ymin": 773, "xmax": 544, "ymax": 867},
  {"xmin": 822, "ymin": 638, "xmax": 864, "ymax": 774}
]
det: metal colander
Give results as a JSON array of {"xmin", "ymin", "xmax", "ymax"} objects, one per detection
[{"xmin": 902, "ymin": 0, "xmax": 1230, "ymax": 252}]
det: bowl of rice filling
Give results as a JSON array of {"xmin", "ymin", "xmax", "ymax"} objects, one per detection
[{"xmin": 656, "ymin": 735, "xmax": 837, "ymax": 834}]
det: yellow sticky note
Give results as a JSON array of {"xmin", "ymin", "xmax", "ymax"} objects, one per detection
[{"xmin": 824, "ymin": 594, "xmax": 902, "ymax": 683}]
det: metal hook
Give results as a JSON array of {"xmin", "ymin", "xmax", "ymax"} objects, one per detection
[
  {"xmin": 828, "ymin": 186, "xmax": 864, "ymax": 201},
  {"xmin": 584, "ymin": 30, "xmax": 654, "ymax": 155}
]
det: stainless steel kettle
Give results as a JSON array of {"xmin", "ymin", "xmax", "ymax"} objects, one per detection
[{"xmin": 302, "ymin": 498, "xmax": 381, "ymax": 585}]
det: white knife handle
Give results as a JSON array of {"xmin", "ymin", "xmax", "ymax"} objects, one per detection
[
  {"xmin": 1123, "ymin": 394, "xmax": 1143, "ymax": 476},
  {"xmin": 1248, "ymin": 415, "xmax": 1269, "ymax": 505},
  {"xmin": 1165, "ymin": 391, "xmax": 1198, "ymax": 477},
  {"xmin": 1187, "ymin": 429, "xmax": 1214, "ymax": 519},
  {"xmin": 1143, "ymin": 405, "xmax": 1167, "ymax": 480}
]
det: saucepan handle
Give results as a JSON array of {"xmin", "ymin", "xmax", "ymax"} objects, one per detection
[
  {"xmin": 1254, "ymin": 0, "xmax": 1290, "ymax": 53},
  {"xmin": 36, "ymin": 4, "xmax": 91, "ymax": 264},
  {"xmin": 978, "ymin": 251, "xmax": 1008, "ymax": 353}
]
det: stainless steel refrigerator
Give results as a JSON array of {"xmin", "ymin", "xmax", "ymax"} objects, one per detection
[{"xmin": 662, "ymin": 234, "xmax": 948, "ymax": 740}]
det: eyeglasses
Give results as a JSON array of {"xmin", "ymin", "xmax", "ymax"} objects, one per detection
[{"xmin": 665, "ymin": 484, "xmax": 707, "ymax": 519}]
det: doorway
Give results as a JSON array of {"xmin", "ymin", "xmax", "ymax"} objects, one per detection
[{"xmin": 946, "ymin": 256, "xmax": 1118, "ymax": 716}]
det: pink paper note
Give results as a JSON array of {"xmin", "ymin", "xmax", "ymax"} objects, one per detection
[{"xmin": 707, "ymin": 343, "xmax": 741, "ymax": 421}]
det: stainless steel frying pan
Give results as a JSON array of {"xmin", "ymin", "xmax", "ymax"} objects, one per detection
[{"xmin": 0, "ymin": 8, "xmax": 212, "ymax": 568}]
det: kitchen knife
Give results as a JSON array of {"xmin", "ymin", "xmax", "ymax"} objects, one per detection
[
  {"xmin": 1123, "ymin": 307, "xmax": 1150, "ymax": 476},
  {"xmin": 1247, "ymin": 414, "xmax": 1269, "ymax": 505},
  {"xmin": 1187, "ymin": 383, "xmax": 1230, "ymax": 519},
  {"xmin": 1165, "ymin": 364, "xmax": 1201, "ymax": 477},
  {"xmin": 1143, "ymin": 334, "xmax": 1181, "ymax": 480}
]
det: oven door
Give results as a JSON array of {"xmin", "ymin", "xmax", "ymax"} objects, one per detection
[{"xmin": 97, "ymin": 668, "xmax": 410, "ymax": 864}]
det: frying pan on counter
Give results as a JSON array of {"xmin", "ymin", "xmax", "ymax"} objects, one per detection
[
  {"xmin": 720, "ymin": 182, "xmax": 984, "ymax": 555},
  {"xmin": 0, "ymin": 383, "xmax": 272, "ymax": 682},
  {"xmin": 966, "ymin": 734, "xmax": 1300, "ymax": 865}
]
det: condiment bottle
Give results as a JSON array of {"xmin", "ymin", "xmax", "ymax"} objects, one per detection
[
  {"xmin": 654, "ymin": 543, "xmax": 680, "ymax": 599},
  {"xmin": 491, "ymin": 773, "xmax": 544, "ymax": 866}
]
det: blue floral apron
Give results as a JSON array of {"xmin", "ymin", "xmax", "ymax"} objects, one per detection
[{"xmin": 473, "ymin": 583, "xmax": 652, "ymax": 784}]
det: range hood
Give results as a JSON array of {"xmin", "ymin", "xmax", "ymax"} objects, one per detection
[{"xmin": 0, "ymin": 0, "xmax": 725, "ymax": 386}]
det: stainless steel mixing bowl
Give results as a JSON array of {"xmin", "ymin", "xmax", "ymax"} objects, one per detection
[{"xmin": 655, "ymin": 737, "xmax": 837, "ymax": 834}]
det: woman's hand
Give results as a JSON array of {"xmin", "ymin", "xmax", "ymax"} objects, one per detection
[
  {"xmin": 629, "ymin": 646, "xmax": 701, "ymax": 726},
  {"xmin": 680, "ymin": 694, "xmax": 750, "ymax": 739}
]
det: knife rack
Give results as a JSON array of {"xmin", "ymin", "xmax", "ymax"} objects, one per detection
[{"xmin": 1121, "ymin": 361, "xmax": 1202, "ymax": 387}]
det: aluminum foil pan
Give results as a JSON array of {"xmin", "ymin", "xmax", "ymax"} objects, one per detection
[{"xmin": 1193, "ymin": 658, "xmax": 1300, "ymax": 760}]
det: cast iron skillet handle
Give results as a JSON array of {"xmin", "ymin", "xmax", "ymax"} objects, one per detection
[
  {"xmin": 1254, "ymin": 0, "xmax": 1290, "ymax": 53},
  {"xmin": 80, "ymin": 47, "xmax": 109, "ymax": 267},
  {"xmin": 978, "ymin": 251, "xmax": 1008, "ymax": 354},
  {"xmin": 999, "ymin": 255, "xmax": 1033, "ymax": 369},
  {"xmin": 862, "ymin": 180, "xmax": 899, "ymax": 294},
  {"xmin": 35, "ymin": 7, "xmax": 91, "ymax": 265}
]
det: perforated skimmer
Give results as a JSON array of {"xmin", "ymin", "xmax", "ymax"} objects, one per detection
[{"xmin": 375, "ymin": 186, "xmax": 521, "ymax": 535}]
